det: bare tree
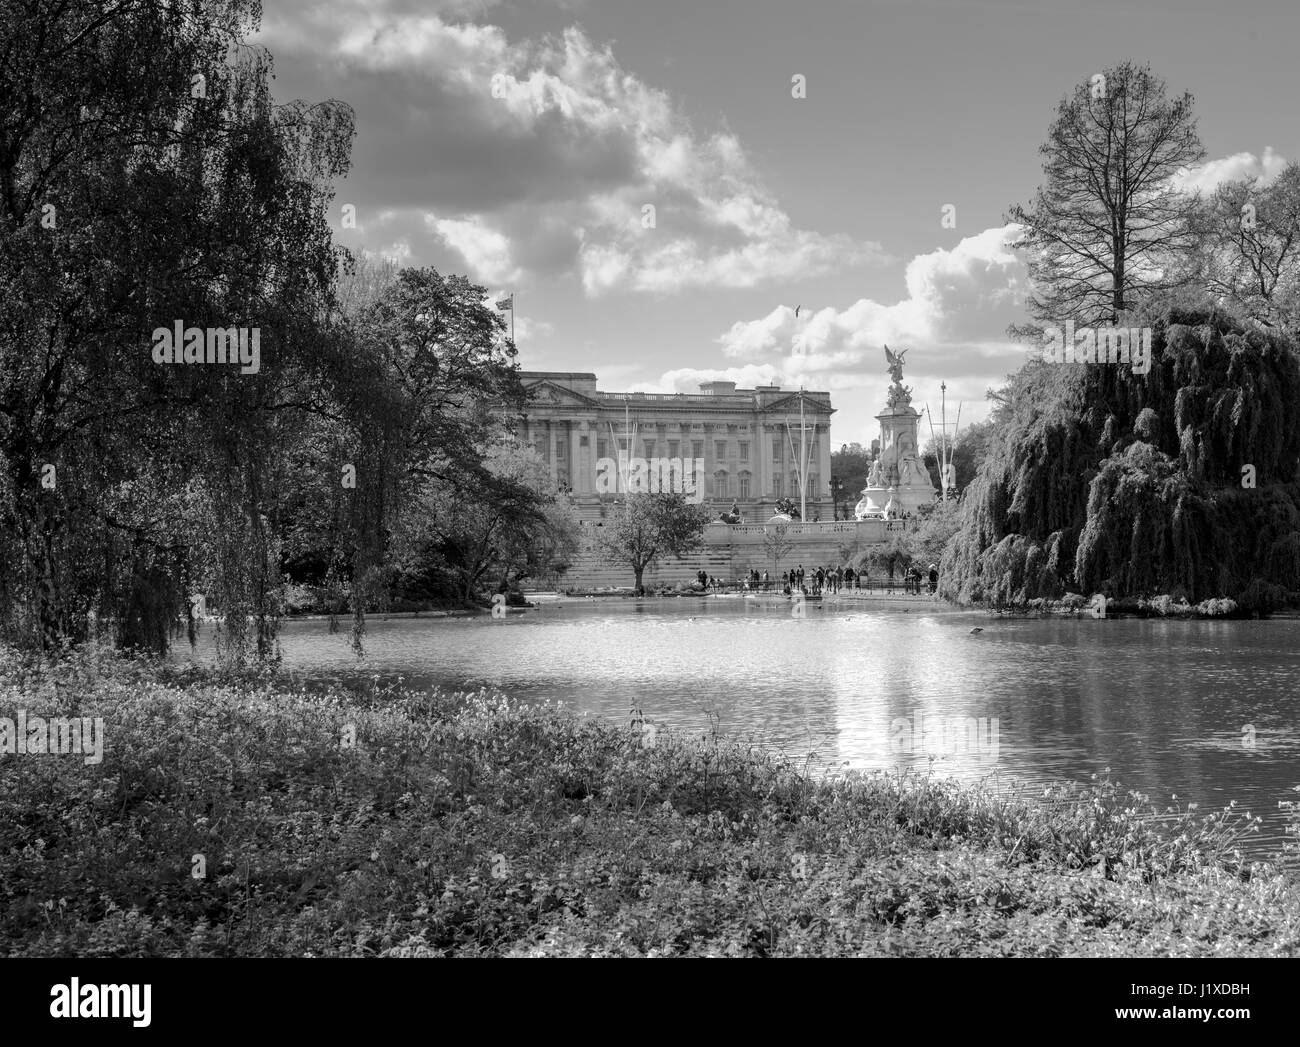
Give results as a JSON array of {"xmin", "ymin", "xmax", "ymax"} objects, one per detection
[
  {"xmin": 1008, "ymin": 62, "xmax": 1204, "ymax": 334},
  {"xmin": 762, "ymin": 521, "xmax": 795, "ymax": 580}
]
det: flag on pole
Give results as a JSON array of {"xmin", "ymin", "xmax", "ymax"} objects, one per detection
[{"xmin": 495, "ymin": 295, "xmax": 513, "ymax": 311}]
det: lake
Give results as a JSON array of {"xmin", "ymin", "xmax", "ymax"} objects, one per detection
[{"xmin": 179, "ymin": 596, "xmax": 1300, "ymax": 861}]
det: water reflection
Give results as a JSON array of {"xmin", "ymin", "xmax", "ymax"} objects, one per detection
[{"xmin": 177, "ymin": 599, "xmax": 1300, "ymax": 859}]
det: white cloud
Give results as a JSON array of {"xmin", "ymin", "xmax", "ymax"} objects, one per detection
[
  {"xmin": 428, "ymin": 214, "xmax": 521, "ymax": 284},
  {"xmin": 1173, "ymin": 147, "xmax": 1290, "ymax": 194},
  {"xmin": 716, "ymin": 226, "xmax": 1025, "ymax": 365},
  {"xmin": 263, "ymin": 8, "xmax": 884, "ymax": 294},
  {"xmin": 639, "ymin": 226, "xmax": 1028, "ymax": 441}
]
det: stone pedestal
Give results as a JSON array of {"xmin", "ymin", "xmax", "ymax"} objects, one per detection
[{"xmin": 855, "ymin": 402, "xmax": 936, "ymax": 518}]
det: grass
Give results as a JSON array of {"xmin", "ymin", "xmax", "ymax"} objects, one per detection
[{"xmin": 1, "ymin": 642, "xmax": 1298, "ymax": 957}]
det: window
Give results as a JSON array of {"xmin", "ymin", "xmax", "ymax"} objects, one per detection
[
  {"xmin": 739, "ymin": 476, "xmax": 751, "ymax": 499},
  {"xmin": 668, "ymin": 440, "xmax": 679, "ymax": 459},
  {"xmin": 790, "ymin": 476, "xmax": 800, "ymax": 496},
  {"xmin": 692, "ymin": 440, "xmax": 703, "ymax": 461},
  {"xmin": 773, "ymin": 472, "xmax": 782, "ymax": 496},
  {"xmin": 580, "ymin": 435, "xmax": 589, "ymax": 447},
  {"xmin": 715, "ymin": 441, "xmax": 726, "ymax": 460},
  {"xmin": 643, "ymin": 440, "xmax": 655, "ymax": 458},
  {"xmin": 597, "ymin": 438, "xmax": 607, "ymax": 459},
  {"xmin": 739, "ymin": 441, "xmax": 749, "ymax": 462},
  {"xmin": 715, "ymin": 474, "xmax": 728, "ymax": 498},
  {"xmin": 773, "ymin": 438, "xmax": 783, "ymax": 463}
]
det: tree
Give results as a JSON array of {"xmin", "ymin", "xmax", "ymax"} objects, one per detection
[
  {"xmin": 0, "ymin": 0, "xmax": 353, "ymax": 654},
  {"xmin": 922, "ymin": 419, "xmax": 996, "ymax": 498},
  {"xmin": 831, "ymin": 443, "xmax": 871, "ymax": 503},
  {"xmin": 402, "ymin": 442, "xmax": 564, "ymax": 604},
  {"xmin": 1186, "ymin": 161, "xmax": 1300, "ymax": 334},
  {"xmin": 944, "ymin": 305, "xmax": 1300, "ymax": 612},
  {"xmin": 762, "ymin": 520, "xmax": 796, "ymax": 581},
  {"xmin": 595, "ymin": 493, "xmax": 710, "ymax": 594},
  {"xmin": 1008, "ymin": 62, "xmax": 1204, "ymax": 334}
]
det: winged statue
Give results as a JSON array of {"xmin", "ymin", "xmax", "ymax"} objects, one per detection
[{"xmin": 884, "ymin": 344, "xmax": 908, "ymax": 384}]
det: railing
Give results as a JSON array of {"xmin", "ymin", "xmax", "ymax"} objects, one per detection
[{"xmin": 720, "ymin": 520, "xmax": 888, "ymax": 536}]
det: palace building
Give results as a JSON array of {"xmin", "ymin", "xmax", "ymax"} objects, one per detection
[{"xmin": 515, "ymin": 371, "xmax": 835, "ymax": 523}]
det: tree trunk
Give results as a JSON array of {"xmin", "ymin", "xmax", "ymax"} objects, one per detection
[{"xmin": 633, "ymin": 565, "xmax": 644, "ymax": 596}]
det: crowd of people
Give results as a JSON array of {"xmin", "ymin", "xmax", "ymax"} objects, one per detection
[{"xmin": 694, "ymin": 563, "xmax": 941, "ymax": 596}]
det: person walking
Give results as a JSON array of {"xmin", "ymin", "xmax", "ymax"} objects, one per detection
[{"xmin": 928, "ymin": 563, "xmax": 939, "ymax": 594}]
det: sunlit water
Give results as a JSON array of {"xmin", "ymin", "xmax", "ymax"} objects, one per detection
[{"xmin": 178, "ymin": 596, "xmax": 1300, "ymax": 861}]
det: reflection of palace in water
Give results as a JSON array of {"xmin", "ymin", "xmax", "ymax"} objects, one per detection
[{"xmin": 516, "ymin": 371, "xmax": 834, "ymax": 523}]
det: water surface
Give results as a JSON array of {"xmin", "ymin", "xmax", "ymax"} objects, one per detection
[{"xmin": 181, "ymin": 597, "xmax": 1300, "ymax": 860}]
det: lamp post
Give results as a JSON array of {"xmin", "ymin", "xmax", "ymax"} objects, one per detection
[{"xmin": 830, "ymin": 476, "xmax": 843, "ymax": 520}]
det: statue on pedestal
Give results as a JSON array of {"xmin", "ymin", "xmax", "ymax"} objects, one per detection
[{"xmin": 853, "ymin": 346, "xmax": 937, "ymax": 519}]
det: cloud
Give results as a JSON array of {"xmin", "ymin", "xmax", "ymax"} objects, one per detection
[
  {"xmin": 428, "ymin": 214, "xmax": 521, "ymax": 284},
  {"xmin": 259, "ymin": 6, "xmax": 884, "ymax": 293},
  {"xmin": 716, "ymin": 226, "xmax": 1025, "ymax": 368},
  {"xmin": 626, "ymin": 227, "xmax": 1027, "ymax": 438},
  {"xmin": 1173, "ymin": 147, "xmax": 1290, "ymax": 194}
]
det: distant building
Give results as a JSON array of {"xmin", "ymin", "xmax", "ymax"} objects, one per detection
[{"xmin": 512, "ymin": 371, "xmax": 834, "ymax": 522}]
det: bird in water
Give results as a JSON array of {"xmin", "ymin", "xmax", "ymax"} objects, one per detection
[{"xmin": 970, "ymin": 627, "xmax": 983, "ymax": 634}]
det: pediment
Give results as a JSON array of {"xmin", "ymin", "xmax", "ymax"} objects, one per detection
[
  {"xmin": 762, "ymin": 393, "xmax": 834, "ymax": 416},
  {"xmin": 523, "ymin": 380, "xmax": 600, "ymax": 408}
]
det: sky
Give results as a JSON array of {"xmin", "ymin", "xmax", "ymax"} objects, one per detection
[{"xmin": 253, "ymin": 0, "xmax": 1300, "ymax": 446}]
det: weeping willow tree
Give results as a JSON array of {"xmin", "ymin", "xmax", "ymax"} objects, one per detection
[
  {"xmin": 0, "ymin": 0, "xmax": 354, "ymax": 657},
  {"xmin": 944, "ymin": 303, "xmax": 1300, "ymax": 613}
]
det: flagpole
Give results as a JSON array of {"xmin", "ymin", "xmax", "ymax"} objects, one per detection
[
  {"xmin": 512, "ymin": 291, "xmax": 515, "ymax": 344},
  {"xmin": 799, "ymin": 388, "xmax": 807, "ymax": 523}
]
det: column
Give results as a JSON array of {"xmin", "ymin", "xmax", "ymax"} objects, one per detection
[
  {"xmin": 819, "ymin": 421, "xmax": 832, "ymax": 498},
  {"xmin": 575, "ymin": 420, "xmax": 589, "ymax": 494}
]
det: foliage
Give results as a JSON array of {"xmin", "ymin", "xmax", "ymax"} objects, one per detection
[
  {"xmin": 1, "ymin": 646, "xmax": 1295, "ymax": 957},
  {"xmin": 594, "ymin": 494, "xmax": 710, "ymax": 594},
  {"xmin": 1185, "ymin": 161, "xmax": 1300, "ymax": 337},
  {"xmin": 923, "ymin": 420, "xmax": 997, "ymax": 498},
  {"xmin": 394, "ymin": 440, "xmax": 579, "ymax": 603},
  {"xmin": 0, "ymin": 0, "xmax": 352, "ymax": 657},
  {"xmin": 943, "ymin": 306, "xmax": 1300, "ymax": 611},
  {"xmin": 830, "ymin": 444, "xmax": 870, "ymax": 504}
]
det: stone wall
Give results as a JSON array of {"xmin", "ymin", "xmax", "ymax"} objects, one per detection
[{"xmin": 556, "ymin": 519, "xmax": 912, "ymax": 589}]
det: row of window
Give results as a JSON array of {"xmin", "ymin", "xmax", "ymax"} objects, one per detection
[
  {"xmin": 533, "ymin": 434, "xmax": 819, "ymax": 463},
  {"xmin": 585, "ymin": 438, "xmax": 818, "ymax": 462}
]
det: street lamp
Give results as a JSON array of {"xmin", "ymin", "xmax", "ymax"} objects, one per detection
[{"xmin": 831, "ymin": 477, "xmax": 844, "ymax": 521}]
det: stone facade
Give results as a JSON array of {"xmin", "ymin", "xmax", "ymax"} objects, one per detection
[{"xmin": 514, "ymin": 372, "xmax": 835, "ymax": 523}]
